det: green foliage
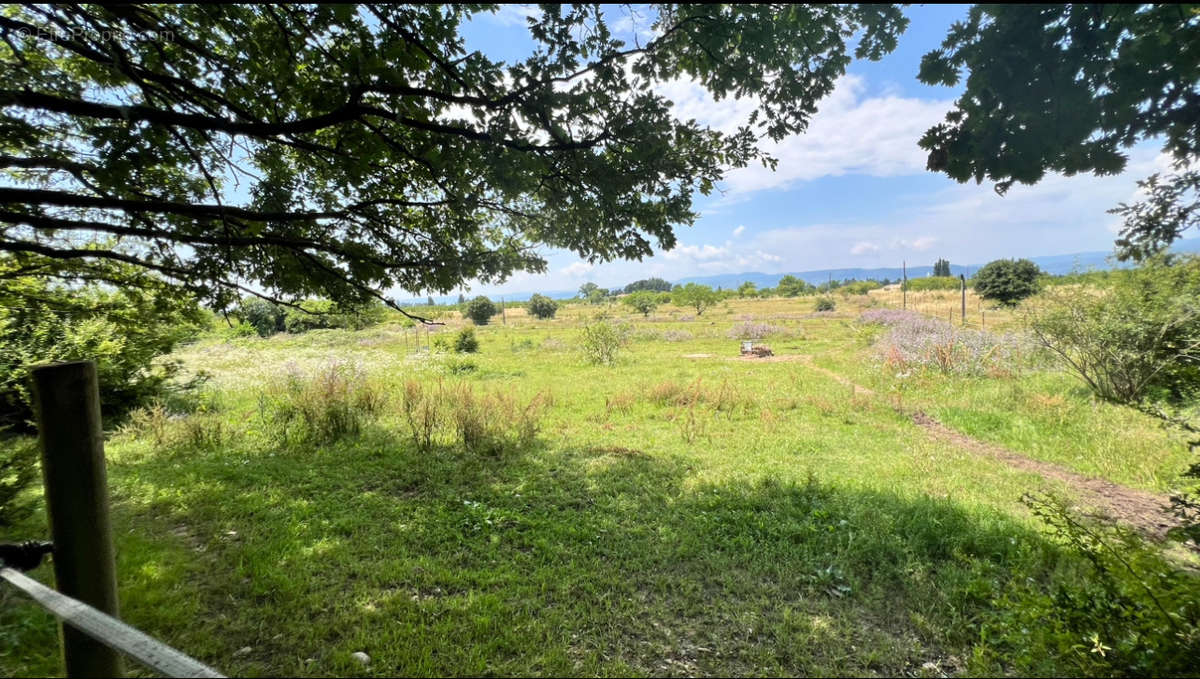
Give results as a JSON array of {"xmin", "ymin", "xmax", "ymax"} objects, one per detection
[
  {"xmin": 814, "ymin": 297, "xmax": 836, "ymax": 312},
  {"xmin": 0, "ymin": 276, "xmax": 205, "ymax": 430},
  {"xmin": 1029, "ymin": 256, "xmax": 1200, "ymax": 404},
  {"xmin": 0, "ymin": 5, "xmax": 908, "ymax": 310},
  {"xmin": 736, "ymin": 281, "xmax": 758, "ymax": 298},
  {"xmin": 986, "ymin": 494, "xmax": 1200, "ymax": 677},
  {"xmin": 0, "ymin": 439, "xmax": 39, "ymax": 527},
  {"xmin": 622, "ymin": 291, "xmax": 660, "ymax": 318},
  {"xmin": 919, "ymin": 6, "xmax": 1200, "ymax": 258},
  {"xmin": 579, "ymin": 317, "xmax": 630, "ymax": 366},
  {"xmin": 919, "ymin": 5, "xmax": 1198, "ymax": 192},
  {"xmin": 839, "ymin": 280, "xmax": 882, "ymax": 295},
  {"xmin": 777, "ymin": 275, "xmax": 814, "ymax": 297},
  {"xmin": 453, "ymin": 327, "xmax": 479, "ymax": 354},
  {"xmin": 932, "ymin": 258, "xmax": 951, "ymax": 277},
  {"xmin": 283, "ymin": 299, "xmax": 384, "ymax": 333},
  {"xmin": 904, "ymin": 276, "xmax": 961, "ymax": 292},
  {"xmin": 236, "ymin": 297, "xmax": 286, "ymax": 337},
  {"xmin": 623, "ymin": 278, "xmax": 673, "ymax": 294},
  {"xmin": 464, "ymin": 296, "xmax": 497, "ymax": 325},
  {"xmin": 527, "ymin": 294, "xmax": 559, "ymax": 320},
  {"xmin": 672, "ymin": 283, "xmax": 718, "ymax": 315},
  {"xmin": 1112, "ymin": 170, "xmax": 1200, "ymax": 261},
  {"xmin": 973, "ymin": 259, "xmax": 1041, "ymax": 306}
]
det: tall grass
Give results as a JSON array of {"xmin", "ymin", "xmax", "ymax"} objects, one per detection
[
  {"xmin": 259, "ymin": 362, "xmax": 387, "ymax": 444},
  {"xmin": 399, "ymin": 379, "xmax": 549, "ymax": 455}
]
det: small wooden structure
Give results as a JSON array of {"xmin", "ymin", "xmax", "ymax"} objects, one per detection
[{"xmin": 739, "ymin": 341, "xmax": 773, "ymax": 358}]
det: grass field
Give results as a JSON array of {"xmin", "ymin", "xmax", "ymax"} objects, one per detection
[{"xmin": 2, "ymin": 289, "xmax": 1196, "ymax": 677}]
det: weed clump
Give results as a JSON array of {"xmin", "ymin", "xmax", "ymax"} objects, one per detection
[
  {"xmin": 399, "ymin": 380, "xmax": 548, "ymax": 455},
  {"xmin": 579, "ymin": 317, "xmax": 631, "ymax": 365},
  {"xmin": 859, "ymin": 310, "xmax": 1035, "ymax": 376},
  {"xmin": 260, "ymin": 362, "xmax": 386, "ymax": 444}
]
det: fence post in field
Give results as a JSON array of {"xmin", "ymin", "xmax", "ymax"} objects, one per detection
[
  {"xmin": 902, "ymin": 260, "xmax": 907, "ymax": 310},
  {"xmin": 960, "ymin": 274, "xmax": 966, "ymax": 326},
  {"xmin": 32, "ymin": 360, "xmax": 123, "ymax": 678}
]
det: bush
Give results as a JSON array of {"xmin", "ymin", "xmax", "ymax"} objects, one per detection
[
  {"xmin": 973, "ymin": 258, "xmax": 1042, "ymax": 306},
  {"xmin": 452, "ymin": 327, "xmax": 479, "ymax": 353},
  {"xmin": 0, "ymin": 281, "xmax": 205, "ymax": 431},
  {"xmin": 0, "ymin": 439, "xmax": 39, "ymax": 526},
  {"xmin": 579, "ymin": 317, "xmax": 630, "ymax": 365},
  {"xmin": 904, "ymin": 276, "xmax": 961, "ymax": 292},
  {"xmin": 987, "ymin": 493, "xmax": 1200, "ymax": 676},
  {"xmin": 464, "ymin": 296, "xmax": 497, "ymax": 325},
  {"xmin": 860, "ymin": 309, "xmax": 1034, "ymax": 376},
  {"xmin": 236, "ymin": 297, "xmax": 286, "ymax": 337},
  {"xmin": 622, "ymin": 290, "xmax": 660, "ymax": 318},
  {"xmin": 1028, "ymin": 255, "xmax": 1200, "ymax": 403},
  {"xmin": 814, "ymin": 297, "xmax": 836, "ymax": 312},
  {"xmin": 527, "ymin": 294, "xmax": 559, "ymax": 320},
  {"xmin": 283, "ymin": 299, "xmax": 384, "ymax": 333},
  {"xmin": 260, "ymin": 362, "xmax": 386, "ymax": 444},
  {"xmin": 839, "ymin": 280, "xmax": 883, "ymax": 295},
  {"xmin": 672, "ymin": 283, "xmax": 718, "ymax": 315}
]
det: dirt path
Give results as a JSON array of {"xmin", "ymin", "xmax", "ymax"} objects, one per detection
[{"xmin": 734, "ymin": 352, "xmax": 1178, "ymax": 538}]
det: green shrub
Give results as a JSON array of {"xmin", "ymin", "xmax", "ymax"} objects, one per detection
[
  {"xmin": 973, "ymin": 258, "xmax": 1042, "ymax": 306},
  {"xmin": 1028, "ymin": 255, "xmax": 1200, "ymax": 403},
  {"xmin": 464, "ymin": 296, "xmax": 497, "ymax": 325},
  {"xmin": 579, "ymin": 317, "xmax": 630, "ymax": 365},
  {"xmin": 839, "ymin": 280, "xmax": 883, "ymax": 295},
  {"xmin": 236, "ymin": 297, "xmax": 286, "ymax": 337},
  {"xmin": 0, "ymin": 282, "xmax": 205, "ymax": 431},
  {"xmin": 283, "ymin": 299, "xmax": 384, "ymax": 333},
  {"xmin": 622, "ymin": 290, "xmax": 659, "ymax": 318},
  {"xmin": 527, "ymin": 294, "xmax": 558, "ymax": 320},
  {"xmin": 814, "ymin": 297, "xmax": 836, "ymax": 312},
  {"xmin": 903, "ymin": 276, "xmax": 961, "ymax": 292},
  {"xmin": 672, "ymin": 283, "xmax": 718, "ymax": 315},
  {"xmin": 984, "ymin": 494, "xmax": 1200, "ymax": 676},
  {"xmin": 453, "ymin": 327, "xmax": 479, "ymax": 353},
  {"xmin": 0, "ymin": 439, "xmax": 39, "ymax": 527}
]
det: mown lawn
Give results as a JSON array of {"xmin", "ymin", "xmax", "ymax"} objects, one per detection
[{"xmin": 2, "ymin": 293, "xmax": 1195, "ymax": 677}]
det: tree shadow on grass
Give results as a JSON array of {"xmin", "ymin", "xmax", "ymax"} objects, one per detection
[{"xmin": 9, "ymin": 427, "xmax": 1068, "ymax": 677}]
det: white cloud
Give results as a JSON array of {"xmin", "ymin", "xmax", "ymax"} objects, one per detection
[
  {"xmin": 560, "ymin": 261, "xmax": 594, "ymax": 277},
  {"xmin": 484, "ymin": 4, "xmax": 541, "ymax": 27},
  {"xmin": 850, "ymin": 241, "xmax": 880, "ymax": 255},
  {"xmin": 656, "ymin": 75, "xmax": 954, "ymax": 198},
  {"xmin": 732, "ymin": 225, "xmax": 746, "ymax": 238},
  {"xmin": 662, "ymin": 243, "xmax": 729, "ymax": 261},
  {"xmin": 895, "ymin": 236, "xmax": 938, "ymax": 252}
]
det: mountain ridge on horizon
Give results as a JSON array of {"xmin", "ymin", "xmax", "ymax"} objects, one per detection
[{"xmin": 399, "ymin": 238, "xmax": 1200, "ymax": 305}]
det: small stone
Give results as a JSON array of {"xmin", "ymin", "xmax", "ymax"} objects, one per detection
[
  {"xmin": 351, "ymin": 651, "xmax": 371, "ymax": 666},
  {"xmin": 233, "ymin": 646, "xmax": 252, "ymax": 657}
]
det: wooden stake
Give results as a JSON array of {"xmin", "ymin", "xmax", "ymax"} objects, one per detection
[{"xmin": 32, "ymin": 361, "xmax": 123, "ymax": 678}]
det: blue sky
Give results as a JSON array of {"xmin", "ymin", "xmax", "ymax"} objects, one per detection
[{"xmin": 447, "ymin": 5, "xmax": 1166, "ymax": 297}]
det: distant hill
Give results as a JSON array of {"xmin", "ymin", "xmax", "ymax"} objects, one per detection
[
  {"xmin": 396, "ymin": 238, "xmax": 1200, "ymax": 305},
  {"xmin": 673, "ymin": 238, "xmax": 1200, "ymax": 290}
]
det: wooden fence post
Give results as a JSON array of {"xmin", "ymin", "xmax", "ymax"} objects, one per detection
[
  {"xmin": 32, "ymin": 361, "xmax": 123, "ymax": 678},
  {"xmin": 960, "ymin": 274, "xmax": 966, "ymax": 326}
]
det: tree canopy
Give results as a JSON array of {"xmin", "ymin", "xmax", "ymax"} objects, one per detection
[
  {"xmin": 917, "ymin": 4, "xmax": 1200, "ymax": 258},
  {"xmin": 0, "ymin": 4, "xmax": 907, "ymax": 316}
]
